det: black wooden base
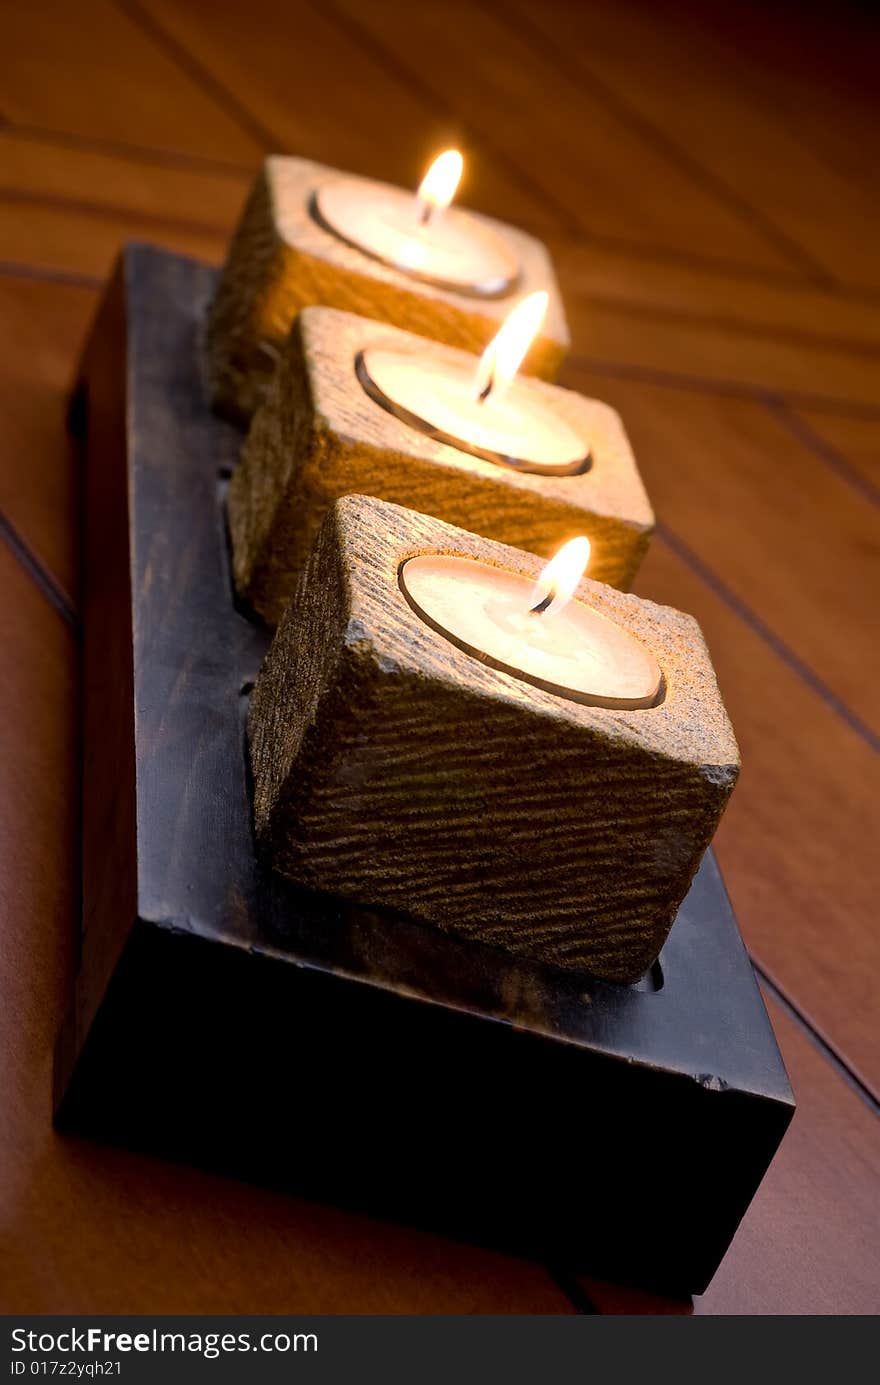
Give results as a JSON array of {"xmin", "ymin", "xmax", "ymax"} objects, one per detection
[{"xmin": 56, "ymin": 244, "xmax": 794, "ymax": 1298}]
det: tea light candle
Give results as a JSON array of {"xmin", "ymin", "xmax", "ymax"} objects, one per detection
[
  {"xmin": 358, "ymin": 291, "xmax": 590, "ymax": 475},
  {"xmin": 314, "ymin": 149, "xmax": 520, "ymax": 298},
  {"xmin": 400, "ymin": 538, "xmax": 662, "ymax": 709}
]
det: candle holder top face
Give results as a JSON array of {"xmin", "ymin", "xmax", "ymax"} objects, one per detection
[
  {"xmin": 227, "ymin": 307, "xmax": 653, "ymax": 628},
  {"xmin": 356, "ymin": 347, "xmax": 592, "ymax": 475},
  {"xmin": 248, "ymin": 494, "xmax": 740, "ymax": 984},
  {"xmin": 398, "ymin": 554, "xmax": 664, "ymax": 709},
  {"xmin": 205, "ymin": 156, "xmax": 569, "ymax": 424},
  {"xmin": 313, "ymin": 175, "xmax": 521, "ymax": 297}
]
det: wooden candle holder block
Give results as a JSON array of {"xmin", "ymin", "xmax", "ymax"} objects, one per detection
[
  {"xmin": 60, "ymin": 248, "xmax": 792, "ymax": 1297},
  {"xmin": 249, "ymin": 495, "xmax": 740, "ymax": 983},
  {"xmin": 206, "ymin": 156, "xmax": 569, "ymax": 423},
  {"xmin": 229, "ymin": 307, "xmax": 653, "ymax": 626}
]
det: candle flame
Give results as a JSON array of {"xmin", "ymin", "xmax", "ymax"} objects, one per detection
[
  {"xmin": 415, "ymin": 149, "xmax": 463, "ymax": 225},
  {"xmin": 529, "ymin": 536, "xmax": 591, "ymax": 618},
  {"xmin": 474, "ymin": 291, "xmax": 549, "ymax": 405}
]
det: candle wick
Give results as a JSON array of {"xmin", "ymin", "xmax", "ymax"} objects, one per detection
[
  {"xmin": 417, "ymin": 201, "xmax": 433, "ymax": 228},
  {"xmin": 529, "ymin": 586, "xmax": 555, "ymax": 616},
  {"xmin": 477, "ymin": 369, "xmax": 494, "ymax": 404}
]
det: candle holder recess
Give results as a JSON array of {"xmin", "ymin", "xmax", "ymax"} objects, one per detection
[
  {"xmin": 206, "ymin": 156, "xmax": 569, "ymax": 423},
  {"xmin": 58, "ymin": 246, "xmax": 794, "ymax": 1300},
  {"xmin": 228, "ymin": 306, "xmax": 653, "ymax": 626},
  {"xmin": 248, "ymin": 494, "xmax": 739, "ymax": 984}
]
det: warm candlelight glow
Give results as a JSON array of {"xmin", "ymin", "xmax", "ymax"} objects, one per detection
[
  {"xmin": 415, "ymin": 149, "xmax": 464, "ymax": 226},
  {"xmin": 529, "ymin": 536, "xmax": 591, "ymax": 618},
  {"xmin": 474, "ymin": 291, "xmax": 549, "ymax": 405},
  {"xmin": 400, "ymin": 546, "xmax": 662, "ymax": 710},
  {"xmin": 315, "ymin": 150, "xmax": 517, "ymax": 295}
]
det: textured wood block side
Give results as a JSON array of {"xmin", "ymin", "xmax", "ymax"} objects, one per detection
[
  {"xmin": 249, "ymin": 495, "xmax": 739, "ymax": 983},
  {"xmin": 229, "ymin": 307, "xmax": 653, "ymax": 626},
  {"xmin": 206, "ymin": 156, "xmax": 570, "ymax": 423}
]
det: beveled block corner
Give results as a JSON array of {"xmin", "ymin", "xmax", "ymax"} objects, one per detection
[
  {"xmin": 206, "ymin": 156, "xmax": 569, "ymax": 423},
  {"xmin": 248, "ymin": 494, "xmax": 740, "ymax": 983},
  {"xmin": 228, "ymin": 306, "xmax": 654, "ymax": 627}
]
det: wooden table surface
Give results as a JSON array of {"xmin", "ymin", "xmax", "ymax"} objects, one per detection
[{"xmin": 1, "ymin": 0, "xmax": 878, "ymax": 1316}]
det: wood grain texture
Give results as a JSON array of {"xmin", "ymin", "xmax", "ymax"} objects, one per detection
[
  {"xmin": 2, "ymin": 250, "xmax": 571, "ymax": 1318},
  {"xmin": 635, "ymin": 540, "xmax": 880, "ymax": 1097},
  {"xmin": 0, "ymin": 0, "xmax": 263, "ymax": 164},
  {"xmin": 332, "ymin": 0, "xmax": 798, "ymax": 273},
  {"xmin": 138, "ymin": 0, "xmax": 557, "ymax": 236},
  {"xmin": 526, "ymin": 0, "xmax": 880, "ymax": 289},
  {"xmin": 0, "ymin": 273, "xmax": 97, "ymax": 603},
  {"xmin": 566, "ymin": 369, "xmax": 880, "ymax": 739},
  {"xmin": 695, "ymin": 996, "xmax": 880, "ymax": 1315},
  {"xmin": 547, "ymin": 234, "xmax": 880, "ymax": 352},
  {"xmin": 228, "ymin": 306, "xmax": 653, "ymax": 624},
  {"xmin": 0, "ymin": 129, "xmax": 246, "ymax": 279},
  {"xmin": 722, "ymin": 9, "xmax": 879, "ymax": 270},
  {"xmin": 1, "ymin": 1140, "xmax": 575, "ymax": 1315},
  {"xmin": 0, "ymin": 0, "xmax": 876, "ymax": 1318},
  {"xmin": 0, "ymin": 198, "xmax": 226, "ymax": 287},
  {"xmin": 249, "ymin": 494, "xmax": 739, "ymax": 982},
  {"xmin": 0, "ymin": 544, "xmax": 568, "ymax": 1317},
  {"xmin": 790, "ymin": 409, "xmax": 880, "ymax": 496},
  {"xmin": 0, "ymin": 546, "xmax": 79, "ymax": 1223},
  {"xmin": 206, "ymin": 157, "xmax": 569, "ymax": 421},
  {"xmin": 562, "ymin": 300, "xmax": 880, "ymax": 410}
]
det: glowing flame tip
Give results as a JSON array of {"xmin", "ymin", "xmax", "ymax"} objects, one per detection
[
  {"xmin": 416, "ymin": 149, "xmax": 464, "ymax": 222},
  {"xmin": 474, "ymin": 290, "xmax": 549, "ymax": 404}
]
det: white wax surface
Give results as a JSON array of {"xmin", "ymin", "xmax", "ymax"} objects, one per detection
[
  {"xmin": 315, "ymin": 177, "xmax": 519, "ymax": 296},
  {"xmin": 400, "ymin": 556, "xmax": 663, "ymax": 708},
  {"xmin": 361, "ymin": 348, "xmax": 589, "ymax": 475}
]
